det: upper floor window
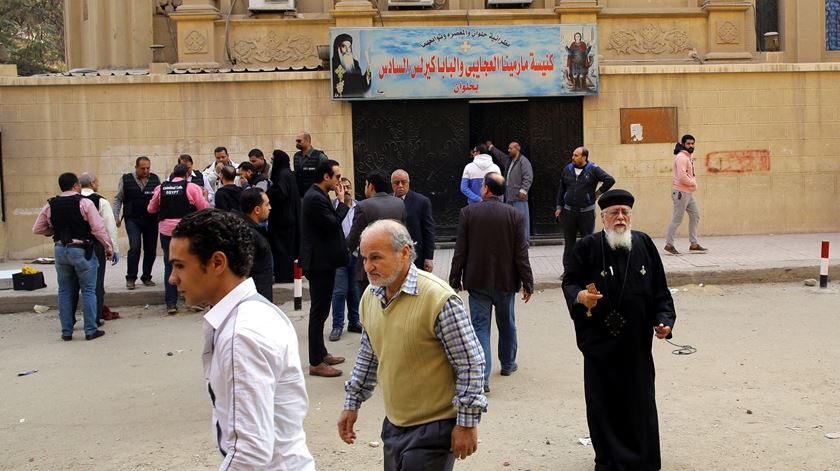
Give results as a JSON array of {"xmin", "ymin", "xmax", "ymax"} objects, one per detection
[{"xmin": 828, "ymin": 0, "xmax": 840, "ymax": 50}]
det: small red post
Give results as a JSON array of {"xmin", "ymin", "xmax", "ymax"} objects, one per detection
[
  {"xmin": 294, "ymin": 260, "xmax": 303, "ymax": 310},
  {"xmin": 820, "ymin": 241, "xmax": 829, "ymax": 288}
]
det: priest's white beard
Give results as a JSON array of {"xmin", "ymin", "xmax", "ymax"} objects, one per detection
[
  {"xmin": 340, "ymin": 52, "xmax": 356, "ymax": 73},
  {"xmin": 605, "ymin": 227, "xmax": 632, "ymax": 252}
]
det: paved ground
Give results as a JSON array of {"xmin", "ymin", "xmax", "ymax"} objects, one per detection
[{"xmin": 0, "ymin": 232, "xmax": 837, "ymax": 314}]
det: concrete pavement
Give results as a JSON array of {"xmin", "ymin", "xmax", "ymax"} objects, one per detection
[{"xmin": 0, "ymin": 232, "xmax": 837, "ymax": 314}]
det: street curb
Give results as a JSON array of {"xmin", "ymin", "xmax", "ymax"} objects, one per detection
[{"xmin": 2, "ymin": 263, "xmax": 836, "ymax": 314}]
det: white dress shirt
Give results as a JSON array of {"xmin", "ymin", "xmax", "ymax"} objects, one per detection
[
  {"xmin": 203, "ymin": 278, "xmax": 315, "ymax": 470},
  {"xmin": 80, "ymin": 188, "xmax": 120, "ymax": 254}
]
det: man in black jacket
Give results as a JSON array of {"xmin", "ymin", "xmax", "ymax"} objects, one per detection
[
  {"xmin": 391, "ymin": 169, "xmax": 435, "ymax": 272},
  {"xmin": 293, "ymin": 132, "xmax": 329, "ymax": 198},
  {"xmin": 449, "ymin": 172, "xmax": 533, "ymax": 392},
  {"xmin": 240, "ymin": 188, "xmax": 274, "ymax": 301},
  {"xmin": 346, "ymin": 170, "xmax": 406, "ymax": 294},
  {"xmin": 213, "ymin": 165, "xmax": 241, "ymax": 212},
  {"xmin": 554, "ymin": 147, "xmax": 615, "ymax": 268},
  {"xmin": 113, "ymin": 156, "xmax": 160, "ymax": 290},
  {"xmin": 300, "ymin": 159, "xmax": 349, "ymax": 378}
]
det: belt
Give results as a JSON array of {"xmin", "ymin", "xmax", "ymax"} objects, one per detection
[
  {"xmin": 563, "ymin": 204, "xmax": 596, "ymax": 212},
  {"xmin": 56, "ymin": 241, "xmax": 86, "ymax": 248}
]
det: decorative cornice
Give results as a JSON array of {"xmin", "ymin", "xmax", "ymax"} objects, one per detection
[{"xmin": 606, "ymin": 23, "xmax": 692, "ymax": 55}]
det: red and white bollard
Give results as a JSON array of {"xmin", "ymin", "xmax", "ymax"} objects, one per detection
[
  {"xmin": 294, "ymin": 260, "xmax": 303, "ymax": 310},
  {"xmin": 820, "ymin": 240, "xmax": 830, "ymax": 289}
]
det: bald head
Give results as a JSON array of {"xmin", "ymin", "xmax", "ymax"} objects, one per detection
[{"xmin": 482, "ymin": 172, "xmax": 506, "ymax": 198}]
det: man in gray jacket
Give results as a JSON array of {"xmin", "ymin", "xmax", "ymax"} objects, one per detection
[{"xmin": 488, "ymin": 140, "xmax": 534, "ymax": 244}]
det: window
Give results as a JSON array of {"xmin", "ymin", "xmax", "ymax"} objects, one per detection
[{"xmin": 828, "ymin": 0, "xmax": 840, "ymax": 51}]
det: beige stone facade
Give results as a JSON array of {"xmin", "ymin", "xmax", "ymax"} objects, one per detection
[{"xmin": 0, "ymin": 0, "xmax": 838, "ymax": 258}]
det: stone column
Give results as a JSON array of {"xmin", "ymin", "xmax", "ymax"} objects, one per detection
[
  {"xmin": 169, "ymin": 0, "xmax": 222, "ymax": 69},
  {"xmin": 701, "ymin": 0, "xmax": 754, "ymax": 62},
  {"xmin": 331, "ymin": 1, "xmax": 377, "ymax": 28},
  {"xmin": 555, "ymin": 0, "xmax": 600, "ymax": 24}
]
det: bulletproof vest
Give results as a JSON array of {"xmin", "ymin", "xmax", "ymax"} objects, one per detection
[
  {"xmin": 250, "ymin": 174, "xmax": 270, "ymax": 189},
  {"xmin": 189, "ymin": 170, "xmax": 204, "ymax": 187},
  {"xmin": 294, "ymin": 149, "xmax": 327, "ymax": 196},
  {"xmin": 49, "ymin": 194, "xmax": 92, "ymax": 243},
  {"xmin": 83, "ymin": 192, "xmax": 102, "ymax": 210},
  {"xmin": 158, "ymin": 180, "xmax": 196, "ymax": 220},
  {"xmin": 122, "ymin": 173, "xmax": 160, "ymax": 219}
]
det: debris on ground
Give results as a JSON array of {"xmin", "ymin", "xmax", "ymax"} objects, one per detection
[
  {"xmin": 17, "ymin": 369, "xmax": 38, "ymax": 377},
  {"xmin": 804, "ymin": 279, "xmax": 817, "ymax": 287},
  {"xmin": 368, "ymin": 441, "xmax": 380, "ymax": 448},
  {"xmin": 826, "ymin": 432, "xmax": 840, "ymax": 439},
  {"xmin": 32, "ymin": 305, "xmax": 49, "ymax": 314},
  {"xmin": 578, "ymin": 437, "xmax": 592, "ymax": 446}
]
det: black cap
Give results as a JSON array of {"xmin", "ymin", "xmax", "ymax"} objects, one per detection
[{"xmin": 598, "ymin": 189, "xmax": 635, "ymax": 210}]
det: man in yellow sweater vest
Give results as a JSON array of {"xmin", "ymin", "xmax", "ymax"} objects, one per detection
[{"xmin": 338, "ymin": 219, "xmax": 487, "ymax": 470}]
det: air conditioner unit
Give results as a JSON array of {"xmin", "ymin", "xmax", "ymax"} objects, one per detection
[
  {"xmin": 249, "ymin": 0, "xmax": 296, "ymax": 11},
  {"xmin": 487, "ymin": 0, "xmax": 531, "ymax": 7},
  {"xmin": 387, "ymin": 0, "xmax": 433, "ymax": 10}
]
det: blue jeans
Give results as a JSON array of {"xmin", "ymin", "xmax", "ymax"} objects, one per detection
[
  {"xmin": 159, "ymin": 234, "xmax": 178, "ymax": 307},
  {"xmin": 55, "ymin": 244, "xmax": 99, "ymax": 337},
  {"xmin": 331, "ymin": 255, "xmax": 360, "ymax": 329},
  {"xmin": 467, "ymin": 288, "xmax": 517, "ymax": 386},
  {"xmin": 508, "ymin": 200, "xmax": 530, "ymax": 244},
  {"xmin": 124, "ymin": 217, "xmax": 158, "ymax": 282}
]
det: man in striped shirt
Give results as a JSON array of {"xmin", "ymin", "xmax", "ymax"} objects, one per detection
[{"xmin": 338, "ymin": 219, "xmax": 487, "ymax": 470}]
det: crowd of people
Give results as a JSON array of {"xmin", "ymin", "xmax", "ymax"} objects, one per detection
[{"xmin": 31, "ymin": 132, "xmax": 707, "ymax": 470}]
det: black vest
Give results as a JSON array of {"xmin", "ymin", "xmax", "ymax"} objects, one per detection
[
  {"xmin": 189, "ymin": 170, "xmax": 204, "ymax": 187},
  {"xmin": 122, "ymin": 173, "xmax": 160, "ymax": 219},
  {"xmin": 49, "ymin": 194, "xmax": 92, "ymax": 243},
  {"xmin": 293, "ymin": 149, "xmax": 327, "ymax": 197},
  {"xmin": 158, "ymin": 180, "xmax": 195, "ymax": 220},
  {"xmin": 83, "ymin": 192, "xmax": 102, "ymax": 210}
]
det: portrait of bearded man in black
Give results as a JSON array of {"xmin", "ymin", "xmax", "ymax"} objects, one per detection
[{"xmin": 332, "ymin": 33, "xmax": 372, "ymax": 98}]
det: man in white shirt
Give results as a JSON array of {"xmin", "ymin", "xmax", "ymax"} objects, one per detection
[
  {"xmin": 79, "ymin": 172, "xmax": 120, "ymax": 324},
  {"xmin": 168, "ymin": 209, "xmax": 315, "ymax": 470}
]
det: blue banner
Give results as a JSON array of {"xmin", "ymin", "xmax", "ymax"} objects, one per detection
[{"xmin": 329, "ymin": 25, "xmax": 598, "ymax": 100}]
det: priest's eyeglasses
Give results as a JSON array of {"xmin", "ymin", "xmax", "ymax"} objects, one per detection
[{"xmin": 604, "ymin": 208, "xmax": 632, "ymax": 218}]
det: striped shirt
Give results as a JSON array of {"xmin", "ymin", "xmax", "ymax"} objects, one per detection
[{"xmin": 344, "ymin": 265, "xmax": 487, "ymax": 427}]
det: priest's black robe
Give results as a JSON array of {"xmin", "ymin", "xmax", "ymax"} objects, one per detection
[
  {"xmin": 267, "ymin": 165, "xmax": 301, "ymax": 283},
  {"xmin": 562, "ymin": 230, "xmax": 676, "ymax": 471}
]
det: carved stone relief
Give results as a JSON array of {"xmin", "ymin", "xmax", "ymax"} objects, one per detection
[
  {"xmin": 716, "ymin": 21, "xmax": 740, "ymax": 44},
  {"xmin": 232, "ymin": 31, "xmax": 316, "ymax": 64},
  {"xmin": 184, "ymin": 30, "xmax": 208, "ymax": 54},
  {"xmin": 606, "ymin": 23, "xmax": 692, "ymax": 55}
]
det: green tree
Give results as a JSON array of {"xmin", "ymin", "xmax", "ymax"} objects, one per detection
[{"xmin": 0, "ymin": 0, "xmax": 65, "ymax": 76}]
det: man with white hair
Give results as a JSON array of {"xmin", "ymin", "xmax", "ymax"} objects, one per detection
[
  {"xmin": 339, "ymin": 219, "xmax": 487, "ymax": 470},
  {"xmin": 79, "ymin": 172, "xmax": 120, "ymax": 324},
  {"xmin": 561, "ymin": 189, "xmax": 676, "ymax": 471}
]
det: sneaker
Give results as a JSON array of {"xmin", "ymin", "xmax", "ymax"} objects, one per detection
[
  {"xmin": 500, "ymin": 364, "xmax": 518, "ymax": 376},
  {"xmin": 126, "ymin": 280, "xmax": 136, "ymax": 290},
  {"xmin": 483, "ymin": 384, "xmax": 490, "ymax": 393},
  {"xmin": 689, "ymin": 244, "xmax": 708, "ymax": 252},
  {"xmin": 142, "ymin": 280, "xmax": 156, "ymax": 287},
  {"xmin": 166, "ymin": 305, "xmax": 178, "ymax": 315},
  {"xmin": 347, "ymin": 323, "xmax": 363, "ymax": 333},
  {"xmin": 329, "ymin": 327, "xmax": 342, "ymax": 342},
  {"xmin": 663, "ymin": 244, "xmax": 680, "ymax": 255}
]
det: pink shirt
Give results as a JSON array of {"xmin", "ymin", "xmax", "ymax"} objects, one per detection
[
  {"xmin": 146, "ymin": 178, "xmax": 210, "ymax": 236},
  {"xmin": 32, "ymin": 191, "xmax": 114, "ymax": 255},
  {"xmin": 672, "ymin": 151, "xmax": 697, "ymax": 193}
]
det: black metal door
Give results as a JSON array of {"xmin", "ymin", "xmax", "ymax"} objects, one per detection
[
  {"xmin": 352, "ymin": 100, "xmax": 469, "ymax": 238},
  {"xmin": 528, "ymin": 97, "xmax": 584, "ymax": 237},
  {"xmin": 351, "ymin": 97, "xmax": 582, "ymax": 240}
]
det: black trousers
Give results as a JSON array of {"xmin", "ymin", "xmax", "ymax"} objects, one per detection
[
  {"xmin": 562, "ymin": 209, "xmax": 596, "ymax": 268},
  {"xmin": 306, "ymin": 269, "xmax": 335, "ymax": 366},
  {"xmin": 124, "ymin": 217, "xmax": 158, "ymax": 282},
  {"xmin": 381, "ymin": 417, "xmax": 456, "ymax": 471}
]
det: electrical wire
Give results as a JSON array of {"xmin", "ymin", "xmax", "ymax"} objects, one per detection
[{"xmin": 666, "ymin": 339, "xmax": 697, "ymax": 355}]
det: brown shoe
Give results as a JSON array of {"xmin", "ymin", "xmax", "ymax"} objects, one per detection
[
  {"xmin": 126, "ymin": 280, "xmax": 136, "ymax": 290},
  {"xmin": 689, "ymin": 244, "xmax": 708, "ymax": 252},
  {"xmin": 309, "ymin": 363, "xmax": 342, "ymax": 377},
  {"xmin": 324, "ymin": 354, "xmax": 345, "ymax": 366},
  {"xmin": 663, "ymin": 244, "xmax": 680, "ymax": 255}
]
